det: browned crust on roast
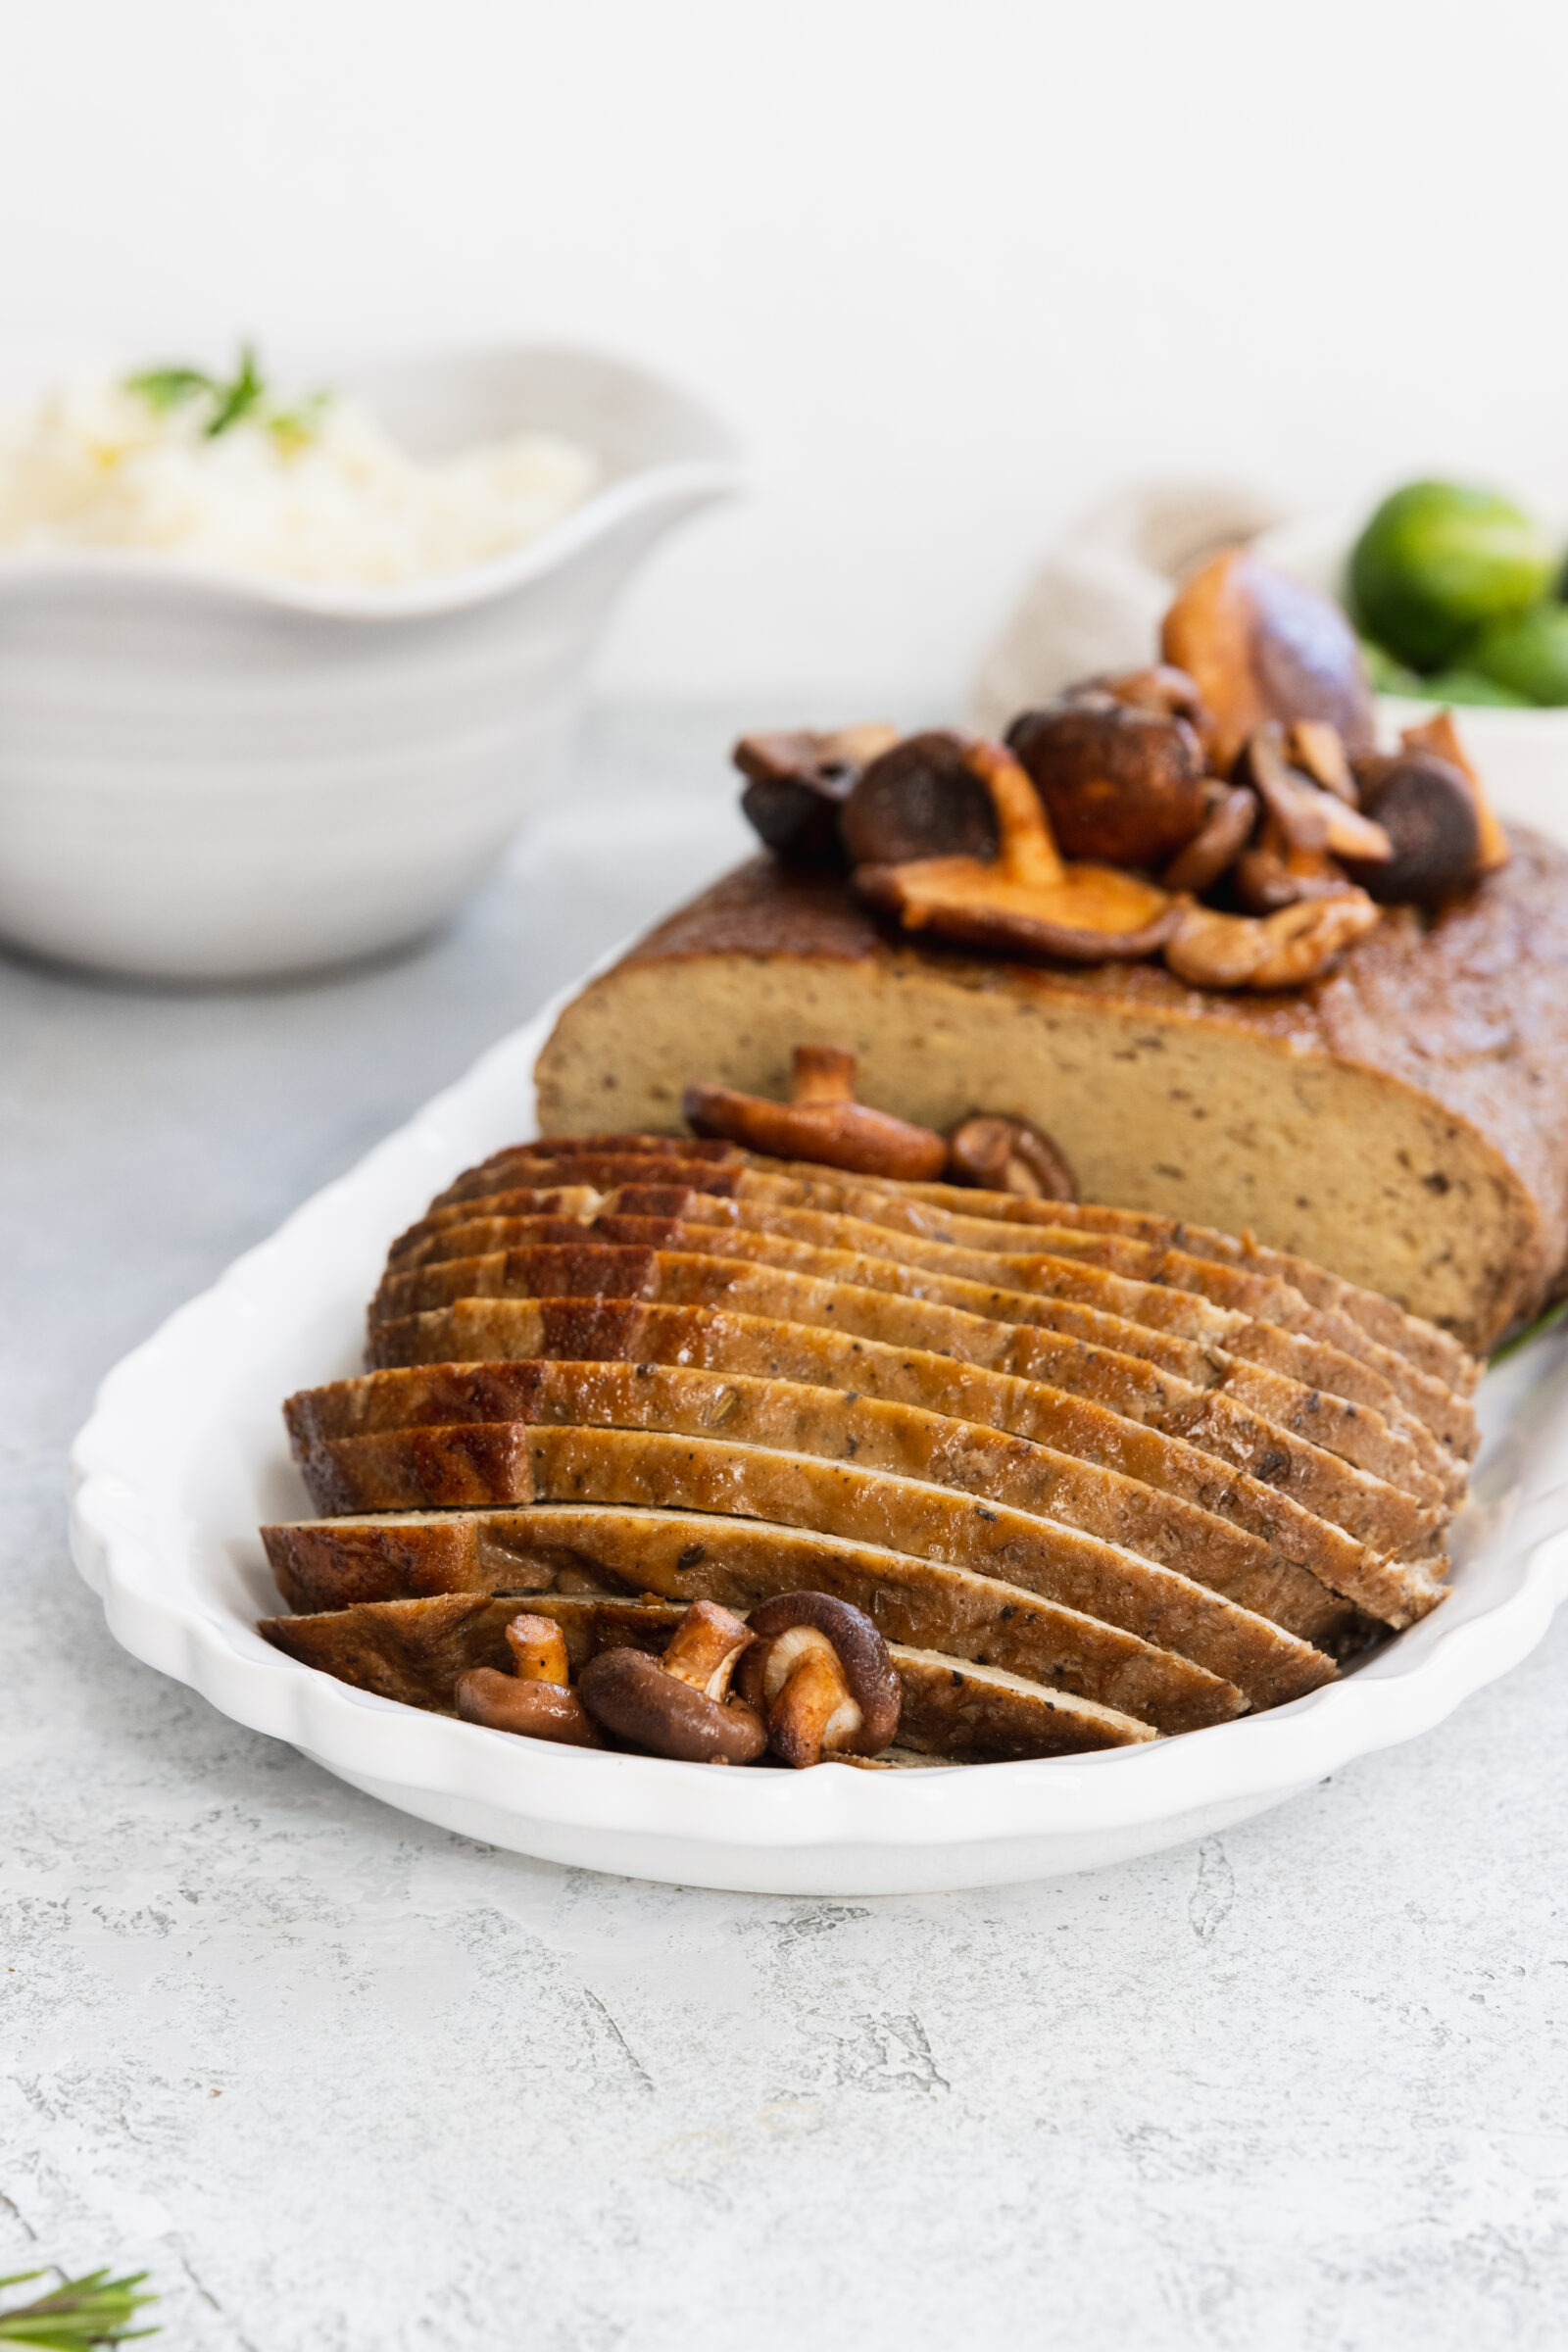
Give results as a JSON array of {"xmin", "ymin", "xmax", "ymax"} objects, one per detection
[
  {"xmin": 534, "ymin": 842, "xmax": 1568, "ymax": 1348},
  {"xmin": 284, "ymin": 1360, "xmax": 1358, "ymax": 1644},
  {"xmin": 258, "ymin": 1591, "xmax": 1158, "ymax": 1759},
  {"xmin": 363, "ymin": 1244, "xmax": 1444, "ymax": 1564}
]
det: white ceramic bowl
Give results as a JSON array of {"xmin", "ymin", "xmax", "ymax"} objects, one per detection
[
  {"xmin": 1255, "ymin": 511, "xmax": 1568, "ymax": 848},
  {"xmin": 67, "ymin": 944, "xmax": 1568, "ymax": 1896},
  {"xmin": 0, "ymin": 345, "xmax": 742, "ymax": 980}
]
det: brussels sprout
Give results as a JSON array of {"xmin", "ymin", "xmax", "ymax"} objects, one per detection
[
  {"xmin": 1417, "ymin": 667, "xmax": 1534, "ymax": 708},
  {"xmin": 1348, "ymin": 481, "xmax": 1554, "ymax": 670},
  {"xmin": 1470, "ymin": 606, "xmax": 1568, "ymax": 707}
]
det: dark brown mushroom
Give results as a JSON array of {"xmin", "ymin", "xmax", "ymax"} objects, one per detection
[
  {"xmin": 455, "ymin": 1612, "xmax": 606, "ymax": 1746},
  {"xmin": 736, "ymin": 724, "xmax": 901, "ymax": 865},
  {"xmin": 1159, "ymin": 783, "xmax": 1257, "ymax": 893},
  {"xmin": 734, "ymin": 1592, "xmax": 902, "ymax": 1767},
  {"xmin": 947, "ymin": 1114, "xmax": 1077, "ymax": 1200},
  {"xmin": 1235, "ymin": 724, "xmax": 1392, "ymax": 864},
  {"xmin": 1093, "ymin": 663, "xmax": 1212, "ymax": 730},
  {"xmin": 683, "ymin": 1044, "xmax": 949, "ymax": 1179},
  {"xmin": 1161, "ymin": 549, "xmax": 1376, "ymax": 772},
  {"xmin": 839, "ymin": 730, "xmax": 1002, "ymax": 867},
  {"xmin": 1004, "ymin": 694, "xmax": 1209, "ymax": 868},
  {"xmin": 855, "ymin": 741, "xmax": 1180, "ymax": 963},
  {"xmin": 1398, "ymin": 710, "xmax": 1511, "ymax": 874},
  {"xmin": 577, "ymin": 1601, "xmax": 766, "ymax": 1764},
  {"xmin": 1343, "ymin": 751, "xmax": 1484, "ymax": 906}
]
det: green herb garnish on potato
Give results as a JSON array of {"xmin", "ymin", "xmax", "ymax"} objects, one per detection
[{"xmin": 123, "ymin": 343, "xmax": 327, "ymax": 450}]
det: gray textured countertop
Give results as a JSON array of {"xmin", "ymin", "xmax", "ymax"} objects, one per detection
[{"xmin": 5, "ymin": 707, "xmax": 1567, "ymax": 2351}]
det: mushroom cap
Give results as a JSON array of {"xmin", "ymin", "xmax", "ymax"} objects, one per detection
[
  {"xmin": 577, "ymin": 1644, "xmax": 767, "ymax": 1764},
  {"xmin": 856, "ymin": 852, "xmax": 1180, "ymax": 962},
  {"xmin": 682, "ymin": 1082, "xmax": 948, "ymax": 1180},
  {"xmin": 1161, "ymin": 550, "xmax": 1375, "ymax": 772},
  {"xmin": 736, "ymin": 725, "xmax": 899, "ymax": 866},
  {"xmin": 1005, "ymin": 696, "xmax": 1209, "ymax": 868},
  {"xmin": 456, "ymin": 1667, "xmax": 606, "ymax": 1747},
  {"xmin": 735, "ymin": 1591, "xmax": 902, "ymax": 1757},
  {"xmin": 1164, "ymin": 892, "xmax": 1382, "ymax": 991},
  {"xmin": 840, "ymin": 731, "xmax": 1002, "ymax": 867},
  {"xmin": 1345, "ymin": 751, "xmax": 1483, "ymax": 906},
  {"xmin": 946, "ymin": 1114, "xmax": 1077, "ymax": 1201}
]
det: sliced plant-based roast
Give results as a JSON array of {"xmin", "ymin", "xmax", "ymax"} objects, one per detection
[
  {"xmin": 380, "ymin": 1191, "xmax": 1465, "ymax": 1482},
  {"xmin": 258, "ymin": 1592, "xmax": 1161, "ymax": 1761},
  {"xmin": 365, "ymin": 1298, "xmax": 1401, "ymax": 1635},
  {"xmin": 292, "ymin": 1417, "xmax": 1347, "ymax": 1718},
  {"xmin": 285, "ymin": 1359, "xmax": 1360, "ymax": 1643},
  {"xmin": 366, "ymin": 1242, "xmax": 1446, "ymax": 1570},
  {"xmin": 260, "ymin": 1497, "xmax": 1360, "ymax": 1692},
  {"xmin": 416, "ymin": 1131, "xmax": 1476, "ymax": 1396}
]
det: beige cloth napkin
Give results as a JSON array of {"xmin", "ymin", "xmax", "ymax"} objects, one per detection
[{"xmin": 969, "ymin": 480, "xmax": 1288, "ymax": 736}]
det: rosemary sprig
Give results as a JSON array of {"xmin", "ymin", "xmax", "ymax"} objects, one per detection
[{"xmin": 0, "ymin": 2268, "xmax": 159, "ymax": 2348}]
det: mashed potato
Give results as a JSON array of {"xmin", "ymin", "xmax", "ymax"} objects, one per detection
[{"xmin": 0, "ymin": 358, "xmax": 600, "ymax": 586}]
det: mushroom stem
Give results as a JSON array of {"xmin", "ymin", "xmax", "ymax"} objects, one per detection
[
  {"xmin": 963, "ymin": 741, "xmax": 1064, "ymax": 887},
  {"xmin": 658, "ymin": 1598, "xmax": 755, "ymax": 1702},
  {"xmin": 790, "ymin": 1045, "xmax": 858, "ymax": 1107},
  {"xmin": 505, "ymin": 1615, "xmax": 571, "ymax": 1685},
  {"xmin": 760, "ymin": 1628, "xmax": 863, "ymax": 1769}
]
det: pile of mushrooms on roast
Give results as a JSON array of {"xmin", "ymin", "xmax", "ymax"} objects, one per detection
[
  {"xmin": 734, "ymin": 552, "xmax": 1510, "ymax": 993},
  {"xmin": 457, "ymin": 1593, "xmax": 903, "ymax": 1770}
]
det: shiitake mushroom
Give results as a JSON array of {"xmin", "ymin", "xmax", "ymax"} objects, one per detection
[
  {"xmin": 1161, "ymin": 551, "xmax": 1376, "ymax": 773},
  {"xmin": 1343, "ymin": 752, "xmax": 1483, "ymax": 906},
  {"xmin": 736, "ymin": 725, "xmax": 900, "ymax": 865},
  {"xmin": 1004, "ymin": 694, "xmax": 1210, "ymax": 868},
  {"xmin": 840, "ymin": 731, "xmax": 1002, "ymax": 867}
]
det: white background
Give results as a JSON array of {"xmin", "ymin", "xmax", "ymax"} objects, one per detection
[{"xmin": 5, "ymin": 0, "xmax": 1567, "ymax": 705}]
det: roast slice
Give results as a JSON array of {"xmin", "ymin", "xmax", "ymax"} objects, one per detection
[
  {"xmin": 260, "ymin": 1497, "xmax": 1335, "ymax": 1709},
  {"xmin": 384, "ymin": 1201, "xmax": 1458, "ymax": 1495},
  {"xmin": 258, "ymin": 1590, "xmax": 1158, "ymax": 1760},
  {"xmin": 372, "ymin": 1222, "xmax": 1228, "ymax": 1389},
  {"xmin": 714, "ymin": 1170, "xmax": 1477, "ymax": 1452},
  {"xmin": 368, "ymin": 1296, "xmax": 1407, "ymax": 1630},
  {"xmin": 365, "ymin": 1242, "xmax": 1446, "ymax": 1562},
  {"xmin": 288, "ymin": 1421, "xmax": 1269, "ymax": 1729},
  {"xmin": 286, "ymin": 1357, "xmax": 1360, "ymax": 1644},
  {"xmin": 427, "ymin": 1135, "xmax": 1475, "ymax": 1393},
  {"xmin": 289, "ymin": 1416, "xmax": 1381, "ymax": 1715}
]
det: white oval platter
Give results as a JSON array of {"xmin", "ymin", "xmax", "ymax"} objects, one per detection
[{"xmin": 68, "ymin": 971, "xmax": 1568, "ymax": 1895}]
